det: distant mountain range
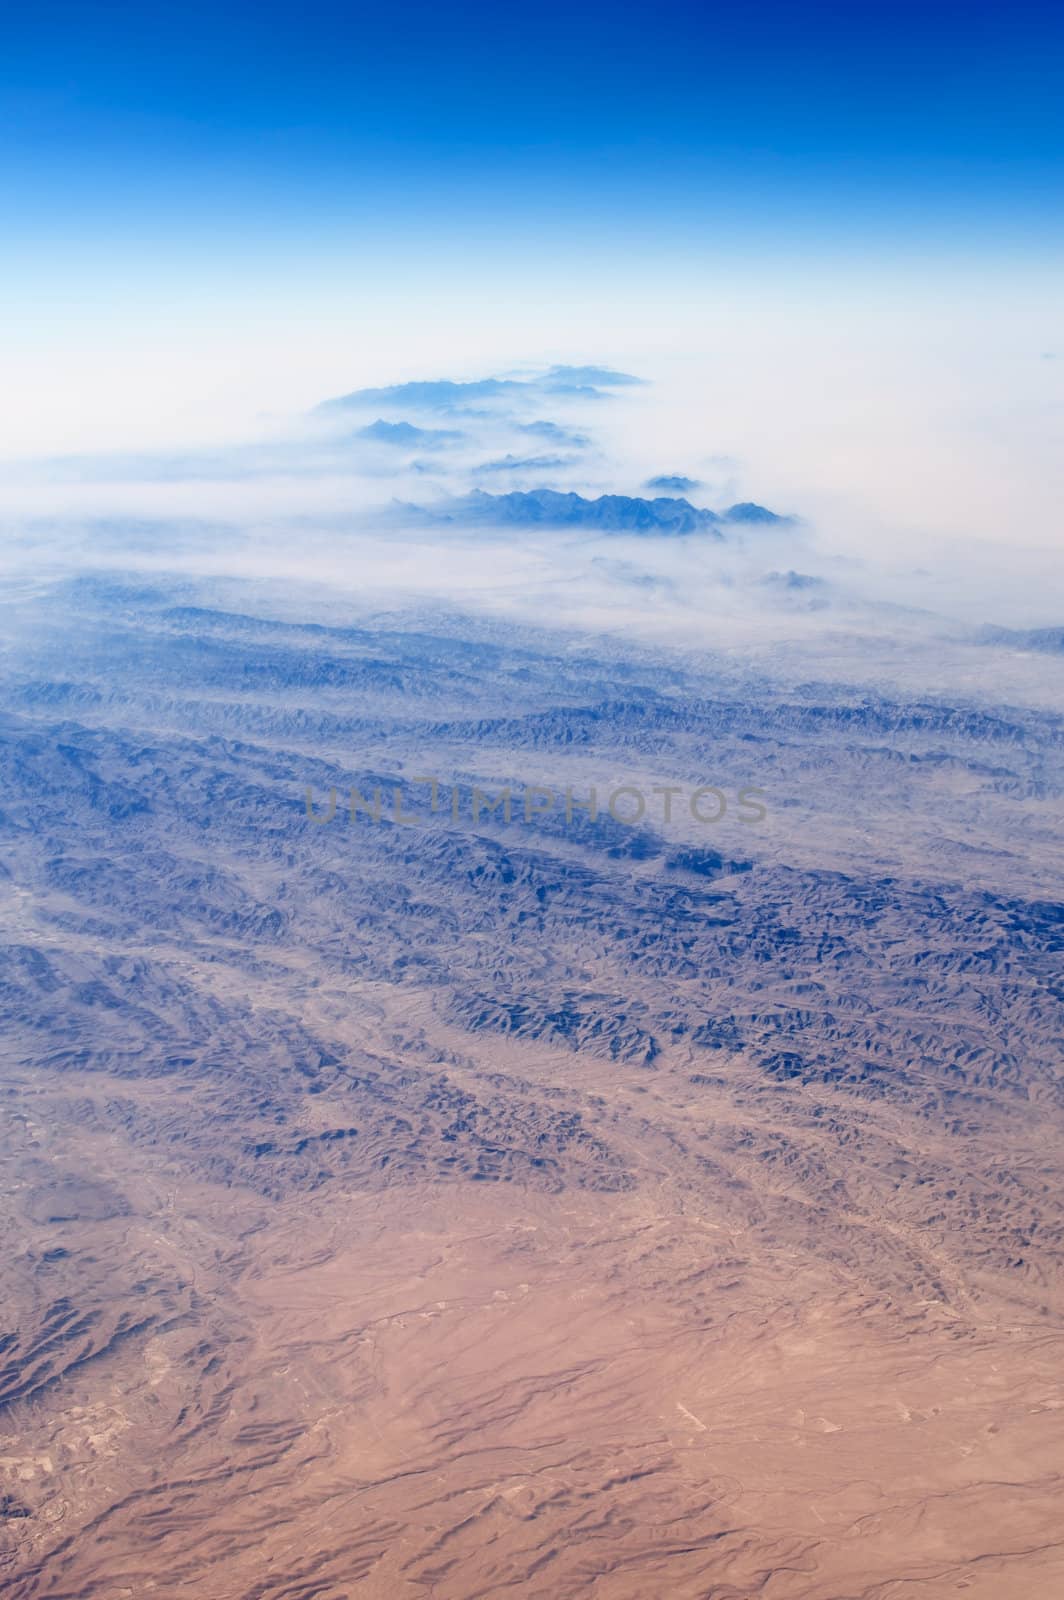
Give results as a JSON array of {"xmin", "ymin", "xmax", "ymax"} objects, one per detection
[
  {"xmin": 318, "ymin": 366, "xmax": 642, "ymax": 414},
  {"xmin": 323, "ymin": 378, "xmax": 522, "ymax": 412},
  {"xmin": 645, "ymin": 474, "xmax": 701, "ymax": 492},
  {"xmin": 357, "ymin": 419, "xmax": 462, "ymax": 446},
  {"xmin": 412, "ymin": 488, "xmax": 792, "ymax": 534}
]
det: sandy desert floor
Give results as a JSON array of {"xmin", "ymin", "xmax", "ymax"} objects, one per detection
[
  {"xmin": 2, "ymin": 590, "xmax": 1063, "ymax": 1597},
  {"xmin": 3, "ymin": 1009, "xmax": 1064, "ymax": 1600}
]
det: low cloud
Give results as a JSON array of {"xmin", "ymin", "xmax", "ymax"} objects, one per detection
[{"xmin": 0, "ymin": 362, "xmax": 1060, "ymax": 672}]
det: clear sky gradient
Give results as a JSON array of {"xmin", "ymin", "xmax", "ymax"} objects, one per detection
[{"xmin": 6, "ymin": 0, "xmax": 1063, "ymax": 249}]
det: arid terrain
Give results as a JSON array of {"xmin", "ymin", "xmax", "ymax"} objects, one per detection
[{"xmin": 2, "ymin": 574, "xmax": 1063, "ymax": 1598}]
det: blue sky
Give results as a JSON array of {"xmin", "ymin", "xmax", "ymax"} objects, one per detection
[{"xmin": 6, "ymin": 0, "xmax": 1063, "ymax": 254}]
